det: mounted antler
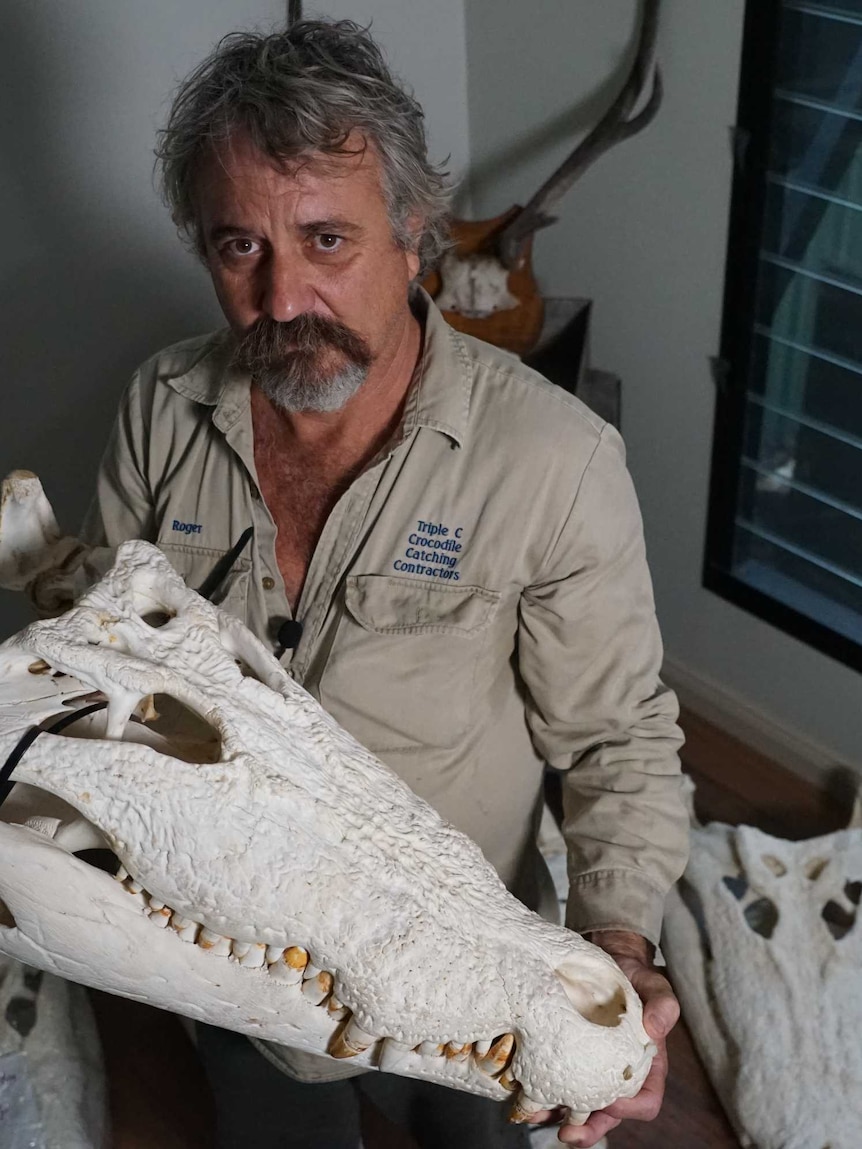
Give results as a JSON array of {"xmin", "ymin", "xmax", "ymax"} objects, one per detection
[
  {"xmin": 497, "ymin": 0, "xmax": 662, "ymax": 270},
  {"xmin": 423, "ymin": 0, "xmax": 663, "ymax": 356}
]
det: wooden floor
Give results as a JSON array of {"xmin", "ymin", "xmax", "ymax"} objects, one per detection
[{"xmin": 91, "ymin": 706, "xmax": 854, "ymax": 1148}]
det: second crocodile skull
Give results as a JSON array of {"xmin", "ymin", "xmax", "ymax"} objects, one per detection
[{"xmin": 0, "ymin": 540, "xmax": 655, "ymax": 1122}]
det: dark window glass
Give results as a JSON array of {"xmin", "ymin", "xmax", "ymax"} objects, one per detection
[{"xmin": 705, "ymin": 0, "xmax": 862, "ymax": 669}]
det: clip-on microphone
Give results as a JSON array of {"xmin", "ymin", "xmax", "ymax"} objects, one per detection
[{"xmin": 274, "ymin": 618, "xmax": 303, "ymax": 659}]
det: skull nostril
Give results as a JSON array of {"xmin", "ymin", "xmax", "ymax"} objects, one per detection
[
  {"xmin": 722, "ymin": 875, "xmax": 748, "ymax": 900},
  {"xmin": 141, "ymin": 609, "xmax": 175, "ymax": 629},
  {"xmin": 555, "ymin": 963, "xmax": 628, "ymax": 1028},
  {"xmin": 743, "ymin": 897, "xmax": 779, "ymax": 939},
  {"xmin": 821, "ymin": 900, "xmax": 856, "ymax": 941}
]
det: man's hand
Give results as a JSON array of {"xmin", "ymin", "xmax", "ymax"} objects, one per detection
[{"xmin": 525, "ymin": 929, "xmax": 679, "ymax": 1147}]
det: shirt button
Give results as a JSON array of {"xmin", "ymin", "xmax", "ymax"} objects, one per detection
[{"xmin": 262, "ymin": 576, "xmax": 275, "ymax": 591}]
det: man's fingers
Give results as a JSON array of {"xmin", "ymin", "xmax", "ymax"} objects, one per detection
[
  {"xmin": 627, "ymin": 965, "xmax": 680, "ymax": 1039},
  {"xmin": 557, "ymin": 1110, "xmax": 621, "ymax": 1145},
  {"xmin": 602, "ymin": 1041, "xmax": 669, "ymax": 1122},
  {"xmin": 643, "ymin": 985, "xmax": 680, "ymax": 1039},
  {"xmin": 524, "ymin": 1107, "xmax": 563, "ymax": 1125},
  {"xmin": 522, "ymin": 958, "xmax": 678, "ymax": 1138}
]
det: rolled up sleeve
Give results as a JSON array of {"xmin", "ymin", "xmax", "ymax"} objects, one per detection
[{"xmin": 517, "ymin": 424, "xmax": 688, "ymax": 946}]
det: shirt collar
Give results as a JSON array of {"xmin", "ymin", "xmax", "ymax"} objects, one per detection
[
  {"xmin": 164, "ymin": 287, "xmax": 471, "ymax": 447},
  {"xmin": 399, "ymin": 287, "xmax": 470, "ymax": 449},
  {"xmin": 164, "ymin": 329, "xmax": 254, "ymax": 439}
]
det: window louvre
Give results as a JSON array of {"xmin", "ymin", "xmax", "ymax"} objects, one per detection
[{"xmin": 705, "ymin": 0, "xmax": 862, "ymax": 670}]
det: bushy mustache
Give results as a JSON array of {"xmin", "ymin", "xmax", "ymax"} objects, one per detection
[{"xmin": 230, "ymin": 313, "xmax": 372, "ymax": 376}]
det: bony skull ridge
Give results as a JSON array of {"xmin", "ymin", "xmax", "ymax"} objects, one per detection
[{"xmin": 0, "ymin": 541, "xmax": 655, "ymax": 1122}]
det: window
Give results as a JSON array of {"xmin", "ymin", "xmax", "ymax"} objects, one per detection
[{"xmin": 705, "ymin": 0, "xmax": 862, "ymax": 671}]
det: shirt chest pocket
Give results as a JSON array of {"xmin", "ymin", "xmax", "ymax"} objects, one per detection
[
  {"xmin": 319, "ymin": 574, "xmax": 501, "ymax": 753},
  {"xmin": 156, "ymin": 543, "xmax": 251, "ymax": 623}
]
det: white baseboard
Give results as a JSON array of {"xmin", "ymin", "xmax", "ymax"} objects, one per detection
[{"xmin": 662, "ymin": 655, "xmax": 862, "ymax": 788}]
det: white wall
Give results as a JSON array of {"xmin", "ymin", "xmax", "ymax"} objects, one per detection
[
  {"xmin": 318, "ymin": 0, "xmax": 471, "ymax": 195},
  {"xmin": 0, "ymin": 0, "xmax": 470, "ymax": 637},
  {"xmin": 465, "ymin": 0, "xmax": 862, "ymax": 774}
]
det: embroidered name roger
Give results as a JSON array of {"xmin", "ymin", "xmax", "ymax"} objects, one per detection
[{"xmin": 172, "ymin": 519, "xmax": 203, "ymax": 535}]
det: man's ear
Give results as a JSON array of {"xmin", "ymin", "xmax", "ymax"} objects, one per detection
[
  {"xmin": 403, "ymin": 214, "xmax": 424, "ymax": 280},
  {"xmin": 406, "ymin": 248, "xmax": 421, "ymax": 281}
]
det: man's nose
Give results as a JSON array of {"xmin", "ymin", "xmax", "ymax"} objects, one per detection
[{"xmin": 261, "ymin": 251, "xmax": 315, "ymax": 322}]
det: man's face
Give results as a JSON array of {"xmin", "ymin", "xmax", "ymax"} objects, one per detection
[{"xmin": 196, "ymin": 132, "xmax": 421, "ymax": 412}]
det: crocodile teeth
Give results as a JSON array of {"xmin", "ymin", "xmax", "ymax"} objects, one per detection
[
  {"xmin": 476, "ymin": 1032, "xmax": 515, "ymax": 1076},
  {"xmin": 196, "ymin": 928, "xmax": 232, "ymax": 957},
  {"xmin": 268, "ymin": 946, "xmax": 308, "ymax": 984},
  {"xmin": 170, "ymin": 912, "xmax": 200, "ymax": 943},
  {"xmin": 508, "ymin": 1093, "xmax": 545, "ymax": 1123},
  {"xmin": 285, "ymin": 946, "xmax": 309, "ymax": 972},
  {"xmin": 301, "ymin": 970, "xmax": 333, "ymax": 1005},
  {"xmin": 327, "ymin": 995, "xmax": 350, "ymax": 1020},
  {"xmin": 445, "ymin": 1041, "xmax": 472, "ymax": 1061},
  {"xmin": 330, "ymin": 1017, "xmax": 378, "ymax": 1059},
  {"xmin": 498, "ymin": 1069, "xmax": 518, "ymax": 1092},
  {"xmin": 239, "ymin": 942, "xmax": 267, "ymax": 969},
  {"xmin": 148, "ymin": 905, "xmax": 173, "ymax": 929}
]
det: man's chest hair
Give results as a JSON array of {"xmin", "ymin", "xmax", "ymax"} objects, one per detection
[{"xmin": 254, "ymin": 436, "xmax": 362, "ymax": 598}]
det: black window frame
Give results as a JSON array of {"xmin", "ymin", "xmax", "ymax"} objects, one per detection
[{"xmin": 703, "ymin": 0, "xmax": 862, "ymax": 673}]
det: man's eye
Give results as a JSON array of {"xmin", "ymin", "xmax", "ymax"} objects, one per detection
[
  {"xmin": 314, "ymin": 234, "xmax": 343, "ymax": 252},
  {"xmin": 225, "ymin": 238, "xmax": 259, "ymax": 257}
]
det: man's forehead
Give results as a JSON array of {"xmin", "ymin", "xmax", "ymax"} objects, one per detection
[{"xmin": 203, "ymin": 130, "xmax": 383, "ymax": 196}]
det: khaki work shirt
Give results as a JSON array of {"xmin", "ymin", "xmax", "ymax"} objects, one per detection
[{"xmin": 82, "ymin": 293, "xmax": 687, "ymax": 1082}]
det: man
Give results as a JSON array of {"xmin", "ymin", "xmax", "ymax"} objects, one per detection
[{"xmin": 83, "ymin": 20, "xmax": 688, "ymax": 1149}]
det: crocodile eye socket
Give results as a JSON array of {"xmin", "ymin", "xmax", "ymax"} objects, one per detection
[{"xmin": 554, "ymin": 960, "xmax": 627, "ymax": 1028}]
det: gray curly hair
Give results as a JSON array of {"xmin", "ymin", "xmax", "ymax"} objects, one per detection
[{"xmin": 156, "ymin": 20, "xmax": 451, "ymax": 274}]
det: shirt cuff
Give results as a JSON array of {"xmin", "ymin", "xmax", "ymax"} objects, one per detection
[{"xmin": 565, "ymin": 868, "xmax": 668, "ymax": 948}]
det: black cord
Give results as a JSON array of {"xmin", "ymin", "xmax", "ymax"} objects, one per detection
[{"xmin": 196, "ymin": 526, "xmax": 254, "ymax": 600}]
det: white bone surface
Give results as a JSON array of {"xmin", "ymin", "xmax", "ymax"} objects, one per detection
[
  {"xmin": 663, "ymin": 799, "xmax": 862, "ymax": 1148},
  {"xmin": 435, "ymin": 253, "xmax": 518, "ymax": 318},
  {"xmin": 0, "ymin": 471, "xmax": 69, "ymax": 590},
  {"xmin": 0, "ymin": 539, "xmax": 655, "ymax": 1114},
  {"xmin": 0, "ymin": 472, "xmax": 113, "ymax": 613}
]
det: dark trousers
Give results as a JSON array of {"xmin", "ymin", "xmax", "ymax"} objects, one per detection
[{"xmin": 196, "ymin": 1023, "xmax": 531, "ymax": 1149}]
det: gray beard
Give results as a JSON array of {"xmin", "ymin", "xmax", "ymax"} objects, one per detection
[
  {"xmin": 229, "ymin": 313, "xmax": 373, "ymax": 414},
  {"xmin": 254, "ymin": 360, "xmax": 369, "ymax": 413}
]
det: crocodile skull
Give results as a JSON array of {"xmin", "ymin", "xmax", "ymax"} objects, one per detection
[
  {"xmin": 0, "ymin": 540, "xmax": 655, "ymax": 1123},
  {"xmin": 663, "ymin": 789, "xmax": 862, "ymax": 1148}
]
